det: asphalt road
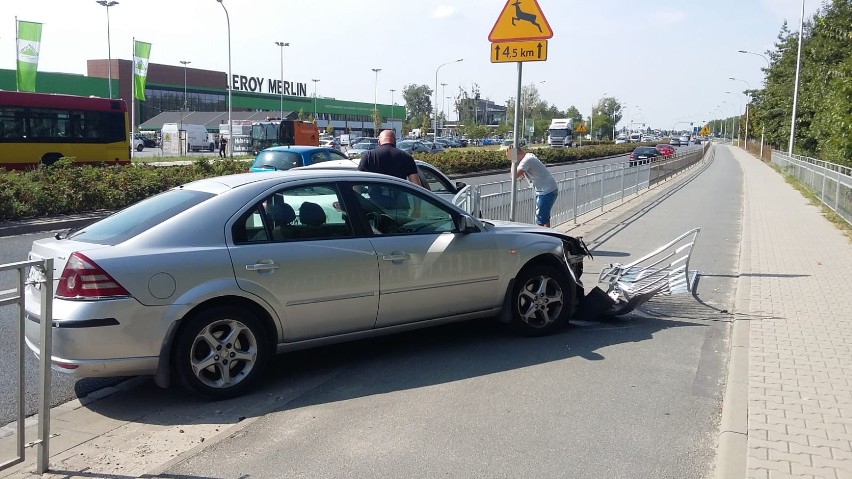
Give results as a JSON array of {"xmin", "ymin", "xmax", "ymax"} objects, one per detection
[{"xmin": 164, "ymin": 145, "xmax": 741, "ymax": 478}]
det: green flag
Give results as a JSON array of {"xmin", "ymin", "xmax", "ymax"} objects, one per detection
[
  {"xmin": 16, "ymin": 20, "xmax": 42, "ymax": 93},
  {"xmin": 133, "ymin": 40, "xmax": 152, "ymax": 101}
]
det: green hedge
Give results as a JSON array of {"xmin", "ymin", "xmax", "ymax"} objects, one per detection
[{"xmin": 0, "ymin": 143, "xmax": 656, "ymax": 221}]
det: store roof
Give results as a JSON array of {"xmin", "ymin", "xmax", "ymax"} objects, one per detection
[{"xmin": 139, "ymin": 110, "xmax": 298, "ymax": 131}]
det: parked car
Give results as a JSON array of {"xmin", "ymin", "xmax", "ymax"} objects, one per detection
[
  {"xmin": 319, "ymin": 138, "xmax": 341, "ymax": 150},
  {"xmin": 346, "ymin": 142, "xmax": 378, "ymax": 159},
  {"xmin": 23, "ymin": 170, "xmax": 589, "ymax": 399},
  {"xmin": 615, "ymin": 136, "xmax": 627, "ymax": 144},
  {"xmin": 397, "ymin": 139, "xmax": 432, "ymax": 154},
  {"xmin": 297, "ymin": 157, "xmax": 467, "ymax": 205},
  {"xmin": 249, "ymin": 146, "xmax": 349, "ymax": 172},
  {"xmin": 655, "ymin": 144, "xmax": 675, "ymax": 158},
  {"xmin": 133, "ymin": 134, "xmax": 157, "ymax": 149},
  {"xmin": 629, "ymin": 146, "xmax": 661, "ymax": 166},
  {"xmin": 670, "ymin": 137, "xmax": 681, "ymax": 146}
]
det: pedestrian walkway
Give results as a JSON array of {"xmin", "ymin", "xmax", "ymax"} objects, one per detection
[{"xmin": 728, "ymin": 146, "xmax": 852, "ymax": 478}]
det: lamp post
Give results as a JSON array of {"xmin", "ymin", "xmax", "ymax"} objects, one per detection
[
  {"xmin": 371, "ymin": 68, "xmax": 381, "ymax": 133},
  {"xmin": 275, "ymin": 41, "xmax": 288, "ymax": 119},
  {"xmin": 730, "ymin": 77, "xmax": 752, "ymax": 147},
  {"xmin": 590, "ymin": 92, "xmax": 606, "ymax": 141},
  {"xmin": 737, "ymin": 49, "xmax": 771, "ymax": 67},
  {"xmin": 389, "ymin": 89, "xmax": 396, "ymax": 136},
  {"xmin": 722, "ymin": 100, "xmax": 736, "ymax": 141},
  {"xmin": 312, "ymin": 78, "xmax": 320, "ymax": 121},
  {"xmin": 789, "ymin": 0, "xmax": 805, "ymax": 155},
  {"xmin": 440, "ymin": 82, "xmax": 448, "ymax": 121},
  {"xmin": 179, "ymin": 60, "xmax": 191, "ymax": 111},
  {"xmin": 725, "ymin": 91, "xmax": 743, "ymax": 145},
  {"xmin": 216, "ymin": 0, "xmax": 232, "ymax": 158},
  {"xmin": 434, "ymin": 59, "xmax": 463, "ymax": 138},
  {"xmin": 95, "ymin": 1, "xmax": 118, "ymax": 99}
]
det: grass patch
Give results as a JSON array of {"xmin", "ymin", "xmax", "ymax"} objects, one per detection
[{"xmin": 769, "ymin": 163, "xmax": 852, "ymax": 240}]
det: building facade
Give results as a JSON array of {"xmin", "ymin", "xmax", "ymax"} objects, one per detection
[{"xmin": 0, "ymin": 59, "xmax": 403, "ymax": 137}]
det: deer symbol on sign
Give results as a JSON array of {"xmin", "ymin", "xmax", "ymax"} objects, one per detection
[{"xmin": 511, "ymin": 0, "xmax": 543, "ymax": 33}]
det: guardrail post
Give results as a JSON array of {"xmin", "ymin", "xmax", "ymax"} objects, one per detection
[
  {"xmin": 836, "ymin": 168, "xmax": 842, "ymax": 213},
  {"xmin": 572, "ymin": 171, "xmax": 578, "ymax": 224},
  {"xmin": 820, "ymin": 162, "xmax": 827, "ymax": 203},
  {"xmin": 37, "ymin": 258, "xmax": 53, "ymax": 474},
  {"xmin": 620, "ymin": 163, "xmax": 625, "ymax": 203},
  {"xmin": 599, "ymin": 165, "xmax": 605, "ymax": 212}
]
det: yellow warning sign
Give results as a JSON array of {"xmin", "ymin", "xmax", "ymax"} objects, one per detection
[
  {"xmin": 488, "ymin": 0, "xmax": 553, "ymax": 43},
  {"xmin": 491, "ymin": 40, "xmax": 548, "ymax": 63},
  {"xmin": 699, "ymin": 125, "xmax": 710, "ymax": 136},
  {"xmin": 575, "ymin": 123, "xmax": 588, "ymax": 134}
]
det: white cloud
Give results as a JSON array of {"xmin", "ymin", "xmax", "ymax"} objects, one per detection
[{"xmin": 432, "ymin": 5, "xmax": 457, "ymax": 19}]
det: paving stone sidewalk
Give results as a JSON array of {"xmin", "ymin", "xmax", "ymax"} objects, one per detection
[{"xmin": 733, "ymin": 146, "xmax": 852, "ymax": 479}]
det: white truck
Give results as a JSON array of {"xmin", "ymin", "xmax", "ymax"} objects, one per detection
[
  {"xmin": 161, "ymin": 123, "xmax": 215, "ymax": 155},
  {"xmin": 547, "ymin": 119, "xmax": 574, "ymax": 148}
]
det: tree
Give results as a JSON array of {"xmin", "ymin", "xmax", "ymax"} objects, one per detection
[
  {"xmin": 402, "ymin": 84, "xmax": 433, "ymax": 121},
  {"xmin": 372, "ymin": 109, "xmax": 382, "ymax": 135},
  {"xmin": 466, "ymin": 123, "xmax": 488, "ymax": 140},
  {"xmin": 297, "ymin": 108, "xmax": 306, "ymax": 121},
  {"xmin": 564, "ymin": 105, "xmax": 583, "ymax": 124},
  {"xmin": 325, "ymin": 124, "xmax": 334, "ymax": 136}
]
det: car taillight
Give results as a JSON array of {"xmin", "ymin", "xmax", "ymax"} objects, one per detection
[{"xmin": 56, "ymin": 252, "xmax": 130, "ymax": 299}]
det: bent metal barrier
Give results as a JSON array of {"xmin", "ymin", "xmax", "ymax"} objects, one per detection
[
  {"xmin": 456, "ymin": 143, "xmax": 710, "ymax": 226},
  {"xmin": 0, "ymin": 258, "xmax": 53, "ymax": 474},
  {"xmin": 771, "ymin": 150, "xmax": 852, "ymax": 226}
]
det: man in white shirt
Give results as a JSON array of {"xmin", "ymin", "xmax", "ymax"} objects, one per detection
[{"xmin": 507, "ymin": 146, "xmax": 558, "ymax": 227}]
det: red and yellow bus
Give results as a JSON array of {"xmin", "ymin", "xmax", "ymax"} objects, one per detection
[{"xmin": 0, "ymin": 91, "xmax": 130, "ymax": 169}]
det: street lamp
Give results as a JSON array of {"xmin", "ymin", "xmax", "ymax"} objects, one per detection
[
  {"xmin": 730, "ymin": 77, "xmax": 752, "ymax": 146},
  {"xmin": 216, "ymin": 0, "xmax": 232, "ymax": 158},
  {"xmin": 389, "ymin": 89, "xmax": 396, "ymax": 136},
  {"xmin": 371, "ymin": 68, "xmax": 381, "ymax": 112},
  {"xmin": 179, "ymin": 60, "xmax": 191, "ymax": 111},
  {"xmin": 275, "ymin": 41, "xmax": 289, "ymax": 120},
  {"xmin": 95, "ymin": 1, "xmax": 118, "ymax": 98},
  {"xmin": 434, "ymin": 58, "xmax": 463, "ymax": 138},
  {"xmin": 440, "ymin": 82, "xmax": 448, "ymax": 119},
  {"xmin": 722, "ymin": 100, "xmax": 736, "ymax": 141},
  {"xmin": 737, "ymin": 49, "xmax": 771, "ymax": 67},
  {"xmin": 789, "ymin": 0, "xmax": 805, "ymax": 155},
  {"xmin": 312, "ymin": 78, "xmax": 320, "ymax": 121},
  {"xmin": 725, "ymin": 91, "xmax": 743, "ymax": 145}
]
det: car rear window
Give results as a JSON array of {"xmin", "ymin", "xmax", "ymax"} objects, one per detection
[
  {"xmin": 67, "ymin": 189, "xmax": 214, "ymax": 245},
  {"xmin": 253, "ymin": 151, "xmax": 303, "ymax": 170}
]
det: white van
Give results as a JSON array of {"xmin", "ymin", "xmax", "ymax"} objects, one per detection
[{"xmin": 161, "ymin": 123, "xmax": 215, "ymax": 154}]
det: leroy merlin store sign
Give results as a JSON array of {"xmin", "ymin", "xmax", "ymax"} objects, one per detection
[{"xmin": 231, "ymin": 73, "xmax": 307, "ymax": 97}]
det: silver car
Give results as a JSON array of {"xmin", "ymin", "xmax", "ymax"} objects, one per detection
[{"xmin": 24, "ymin": 170, "xmax": 588, "ymax": 399}]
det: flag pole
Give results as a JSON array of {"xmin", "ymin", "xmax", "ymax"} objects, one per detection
[
  {"xmin": 131, "ymin": 37, "xmax": 136, "ymax": 160},
  {"xmin": 15, "ymin": 16, "xmax": 18, "ymax": 92}
]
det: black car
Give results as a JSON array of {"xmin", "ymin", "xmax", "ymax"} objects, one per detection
[
  {"xmin": 134, "ymin": 134, "xmax": 157, "ymax": 148},
  {"xmin": 629, "ymin": 146, "xmax": 661, "ymax": 166}
]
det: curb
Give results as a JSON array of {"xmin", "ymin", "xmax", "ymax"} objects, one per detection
[{"xmin": 714, "ymin": 145, "xmax": 750, "ymax": 478}]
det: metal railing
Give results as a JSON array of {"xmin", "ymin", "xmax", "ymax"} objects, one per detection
[
  {"xmin": 458, "ymin": 144, "xmax": 710, "ymax": 225},
  {"xmin": 0, "ymin": 258, "xmax": 54, "ymax": 474},
  {"xmin": 771, "ymin": 151, "xmax": 852, "ymax": 225}
]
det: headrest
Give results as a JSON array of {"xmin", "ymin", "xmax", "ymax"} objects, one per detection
[
  {"xmin": 299, "ymin": 202, "xmax": 326, "ymax": 227},
  {"xmin": 266, "ymin": 202, "xmax": 295, "ymax": 226}
]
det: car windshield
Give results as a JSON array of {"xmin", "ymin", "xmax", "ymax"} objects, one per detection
[
  {"xmin": 398, "ymin": 140, "xmax": 415, "ymax": 149},
  {"xmin": 252, "ymin": 150, "xmax": 303, "ymax": 170},
  {"xmin": 67, "ymin": 189, "xmax": 214, "ymax": 245},
  {"xmin": 635, "ymin": 147, "xmax": 657, "ymax": 154}
]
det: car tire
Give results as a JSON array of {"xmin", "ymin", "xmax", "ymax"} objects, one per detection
[
  {"xmin": 510, "ymin": 264, "xmax": 572, "ymax": 337},
  {"xmin": 136, "ymin": 144, "xmax": 144, "ymax": 152},
  {"xmin": 174, "ymin": 306, "xmax": 269, "ymax": 400}
]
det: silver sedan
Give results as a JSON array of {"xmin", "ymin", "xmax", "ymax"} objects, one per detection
[{"xmin": 24, "ymin": 170, "xmax": 588, "ymax": 399}]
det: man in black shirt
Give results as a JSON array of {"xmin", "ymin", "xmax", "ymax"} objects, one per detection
[{"xmin": 357, "ymin": 130, "xmax": 423, "ymax": 187}]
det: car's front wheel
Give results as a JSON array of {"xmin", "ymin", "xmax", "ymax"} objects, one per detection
[
  {"xmin": 511, "ymin": 264, "xmax": 571, "ymax": 336},
  {"xmin": 136, "ymin": 144, "xmax": 144, "ymax": 152},
  {"xmin": 174, "ymin": 306, "xmax": 269, "ymax": 399}
]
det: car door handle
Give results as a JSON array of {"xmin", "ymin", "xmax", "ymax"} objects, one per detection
[
  {"xmin": 245, "ymin": 262, "xmax": 280, "ymax": 271},
  {"xmin": 382, "ymin": 253, "xmax": 410, "ymax": 262}
]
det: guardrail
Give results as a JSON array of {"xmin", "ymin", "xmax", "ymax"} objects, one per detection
[
  {"xmin": 0, "ymin": 258, "xmax": 54, "ymax": 474},
  {"xmin": 458, "ymin": 144, "xmax": 710, "ymax": 226},
  {"xmin": 771, "ymin": 151, "xmax": 852, "ymax": 225}
]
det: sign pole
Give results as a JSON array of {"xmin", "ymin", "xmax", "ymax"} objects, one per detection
[{"xmin": 509, "ymin": 61, "xmax": 523, "ymax": 222}]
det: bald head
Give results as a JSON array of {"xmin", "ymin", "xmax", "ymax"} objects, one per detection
[{"xmin": 378, "ymin": 129, "xmax": 396, "ymax": 146}]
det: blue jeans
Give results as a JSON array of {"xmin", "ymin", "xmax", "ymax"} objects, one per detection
[{"xmin": 535, "ymin": 190, "xmax": 558, "ymax": 226}]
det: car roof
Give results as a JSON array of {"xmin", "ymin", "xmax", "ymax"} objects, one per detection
[
  {"xmin": 183, "ymin": 168, "xmax": 413, "ymax": 192},
  {"xmin": 258, "ymin": 145, "xmax": 330, "ymax": 154}
]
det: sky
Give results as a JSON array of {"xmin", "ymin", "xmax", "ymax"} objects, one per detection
[{"xmin": 0, "ymin": 0, "xmax": 824, "ymax": 130}]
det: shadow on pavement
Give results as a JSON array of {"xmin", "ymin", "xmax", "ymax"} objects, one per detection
[{"xmin": 80, "ymin": 314, "xmax": 702, "ymax": 426}]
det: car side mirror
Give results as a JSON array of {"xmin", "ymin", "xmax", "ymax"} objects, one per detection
[
  {"xmin": 455, "ymin": 214, "xmax": 479, "ymax": 234},
  {"xmin": 455, "ymin": 181, "xmax": 467, "ymax": 190}
]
